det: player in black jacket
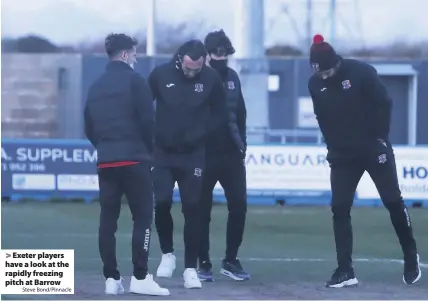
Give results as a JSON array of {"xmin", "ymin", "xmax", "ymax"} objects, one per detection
[
  {"xmin": 308, "ymin": 34, "xmax": 421, "ymax": 288},
  {"xmin": 84, "ymin": 33, "xmax": 169, "ymax": 296},
  {"xmin": 148, "ymin": 39, "xmax": 228, "ymax": 289},
  {"xmin": 197, "ymin": 30, "xmax": 249, "ymax": 283}
]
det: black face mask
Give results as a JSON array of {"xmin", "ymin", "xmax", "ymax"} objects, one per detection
[{"xmin": 210, "ymin": 59, "xmax": 228, "ymax": 77}]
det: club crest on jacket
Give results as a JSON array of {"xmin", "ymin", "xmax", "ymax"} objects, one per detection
[
  {"xmin": 194, "ymin": 83, "xmax": 203, "ymax": 92},
  {"xmin": 342, "ymin": 80, "xmax": 351, "ymax": 89},
  {"xmin": 311, "ymin": 63, "xmax": 320, "ymax": 71}
]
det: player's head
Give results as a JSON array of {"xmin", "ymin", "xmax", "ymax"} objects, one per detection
[
  {"xmin": 309, "ymin": 34, "xmax": 341, "ymax": 79},
  {"xmin": 204, "ymin": 29, "xmax": 235, "ymax": 76},
  {"xmin": 105, "ymin": 33, "xmax": 138, "ymax": 69},
  {"xmin": 176, "ymin": 39, "xmax": 207, "ymax": 78}
]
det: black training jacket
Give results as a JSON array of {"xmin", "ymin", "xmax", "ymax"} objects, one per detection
[
  {"xmin": 308, "ymin": 58, "xmax": 392, "ymax": 159},
  {"xmin": 84, "ymin": 61, "xmax": 154, "ymax": 164},
  {"xmin": 148, "ymin": 58, "xmax": 228, "ymax": 153},
  {"xmin": 207, "ymin": 67, "xmax": 247, "ymax": 155}
]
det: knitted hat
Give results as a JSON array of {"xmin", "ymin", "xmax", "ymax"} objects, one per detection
[{"xmin": 309, "ymin": 34, "xmax": 339, "ymax": 72}]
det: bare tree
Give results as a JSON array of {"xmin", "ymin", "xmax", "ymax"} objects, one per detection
[
  {"xmin": 348, "ymin": 41, "xmax": 428, "ymax": 59},
  {"xmin": 3, "ymin": 27, "xmax": 427, "ymax": 59},
  {"xmin": 2, "ymin": 35, "xmax": 59, "ymax": 53},
  {"xmin": 265, "ymin": 44, "xmax": 303, "ymax": 56},
  {"xmin": 77, "ymin": 21, "xmax": 209, "ymax": 55}
]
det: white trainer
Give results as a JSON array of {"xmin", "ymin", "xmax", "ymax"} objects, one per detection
[
  {"xmin": 104, "ymin": 278, "xmax": 125, "ymax": 295},
  {"xmin": 156, "ymin": 253, "xmax": 176, "ymax": 278},
  {"xmin": 183, "ymin": 268, "xmax": 202, "ymax": 289},
  {"xmin": 129, "ymin": 274, "xmax": 170, "ymax": 296}
]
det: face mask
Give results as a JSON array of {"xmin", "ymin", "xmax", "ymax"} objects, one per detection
[
  {"xmin": 122, "ymin": 52, "xmax": 135, "ymax": 69},
  {"xmin": 210, "ymin": 59, "xmax": 228, "ymax": 75},
  {"xmin": 126, "ymin": 57, "xmax": 135, "ymax": 69}
]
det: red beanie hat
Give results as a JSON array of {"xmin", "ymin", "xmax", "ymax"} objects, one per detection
[{"xmin": 309, "ymin": 34, "xmax": 340, "ymax": 71}]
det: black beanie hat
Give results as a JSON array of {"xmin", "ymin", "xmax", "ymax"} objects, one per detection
[{"xmin": 309, "ymin": 34, "xmax": 339, "ymax": 71}]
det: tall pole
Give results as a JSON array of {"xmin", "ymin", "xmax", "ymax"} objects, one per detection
[
  {"xmin": 233, "ymin": 0, "xmax": 269, "ymax": 140},
  {"xmin": 234, "ymin": 0, "xmax": 246, "ymax": 59},
  {"xmin": 234, "ymin": 0, "xmax": 264, "ymax": 58},
  {"xmin": 146, "ymin": 0, "xmax": 156, "ymax": 56},
  {"xmin": 329, "ymin": 0, "xmax": 337, "ymax": 45},
  {"xmin": 306, "ymin": 0, "xmax": 313, "ymax": 51}
]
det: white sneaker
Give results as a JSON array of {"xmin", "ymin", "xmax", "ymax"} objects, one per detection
[
  {"xmin": 105, "ymin": 278, "xmax": 125, "ymax": 295},
  {"xmin": 156, "ymin": 253, "xmax": 176, "ymax": 278},
  {"xmin": 129, "ymin": 274, "xmax": 170, "ymax": 296},
  {"xmin": 183, "ymin": 268, "xmax": 202, "ymax": 289}
]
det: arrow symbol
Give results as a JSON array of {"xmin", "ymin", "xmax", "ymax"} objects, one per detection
[{"xmin": 6, "ymin": 253, "xmax": 11, "ymax": 258}]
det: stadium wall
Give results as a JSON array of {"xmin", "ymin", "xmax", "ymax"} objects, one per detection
[
  {"xmin": 1, "ymin": 55, "xmax": 427, "ymax": 144},
  {"xmin": 79, "ymin": 56, "xmax": 428, "ymax": 144}
]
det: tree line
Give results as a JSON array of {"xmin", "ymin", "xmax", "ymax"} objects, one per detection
[{"xmin": 2, "ymin": 23, "xmax": 427, "ymax": 58}]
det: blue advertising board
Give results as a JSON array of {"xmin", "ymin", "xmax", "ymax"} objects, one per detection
[
  {"xmin": 2, "ymin": 139, "xmax": 427, "ymax": 206},
  {"xmin": 1, "ymin": 139, "xmax": 98, "ymax": 200}
]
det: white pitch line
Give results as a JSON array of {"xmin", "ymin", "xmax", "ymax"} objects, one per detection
[
  {"xmin": 244, "ymin": 257, "xmax": 428, "ymax": 268},
  {"xmin": 5, "ymin": 235, "xmax": 427, "ymax": 268},
  {"xmin": 80, "ymin": 257, "xmax": 428, "ymax": 268}
]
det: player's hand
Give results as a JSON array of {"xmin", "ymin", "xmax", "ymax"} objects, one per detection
[{"xmin": 240, "ymin": 149, "xmax": 247, "ymax": 167}]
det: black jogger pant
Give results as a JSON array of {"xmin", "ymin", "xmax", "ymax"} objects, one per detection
[
  {"xmin": 329, "ymin": 149, "xmax": 418, "ymax": 270},
  {"xmin": 98, "ymin": 163, "xmax": 154, "ymax": 280},
  {"xmin": 198, "ymin": 151, "xmax": 247, "ymax": 264},
  {"xmin": 153, "ymin": 164, "xmax": 204, "ymax": 269}
]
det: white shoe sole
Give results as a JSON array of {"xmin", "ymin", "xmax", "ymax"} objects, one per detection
[
  {"xmin": 184, "ymin": 282, "xmax": 202, "ymax": 289},
  {"xmin": 403, "ymin": 267, "xmax": 422, "ymax": 284},
  {"xmin": 130, "ymin": 290, "xmax": 171, "ymax": 296},
  {"xmin": 105, "ymin": 289, "xmax": 125, "ymax": 295},
  {"xmin": 327, "ymin": 278, "xmax": 359, "ymax": 288},
  {"xmin": 403, "ymin": 254, "xmax": 422, "ymax": 285},
  {"xmin": 156, "ymin": 272, "xmax": 173, "ymax": 278},
  {"xmin": 156, "ymin": 267, "xmax": 175, "ymax": 278},
  {"xmin": 220, "ymin": 268, "xmax": 247, "ymax": 281}
]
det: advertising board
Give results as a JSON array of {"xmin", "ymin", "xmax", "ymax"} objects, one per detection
[{"xmin": 2, "ymin": 140, "xmax": 427, "ymax": 202}]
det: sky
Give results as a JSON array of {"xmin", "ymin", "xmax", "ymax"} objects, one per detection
[{"xmin": 1, "ymin": 0, "xmax": 427, "ymax": 49}]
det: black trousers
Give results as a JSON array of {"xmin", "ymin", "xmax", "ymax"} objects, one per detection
[
  {"xmin": 329, "ymin": 148, "xmax": 418, "ymax": 270},
  {"xmin": 98, "ymin": 163, "xmax": 154, "ymax": 280},
  {"xmin": 198, "ymin": 151, "xmax": 247, "ymax": 264},
  {"xmin": 153, "ymin": 164, "xmax": 204, "ymax": 269}
]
